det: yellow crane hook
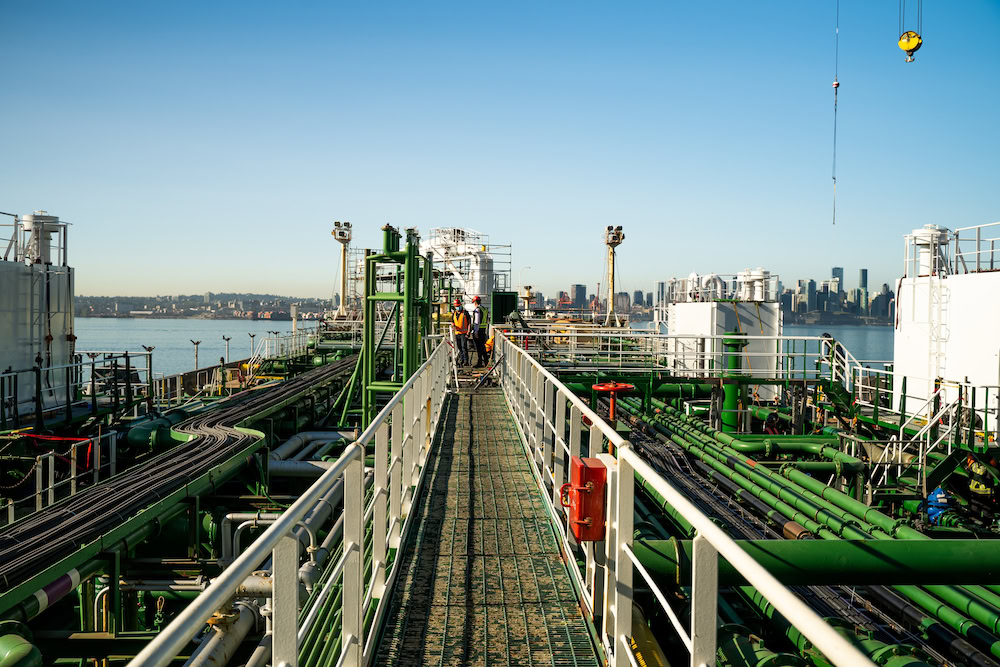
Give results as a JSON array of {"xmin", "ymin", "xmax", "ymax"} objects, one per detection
[{"xmin": 898, "ymin": 30, "xmax": 922, "ymax": 62}]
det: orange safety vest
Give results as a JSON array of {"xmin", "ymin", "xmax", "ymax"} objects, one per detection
[{"xmin": 452, "ymin": 310, "xmax": 470, "ymax": 334}]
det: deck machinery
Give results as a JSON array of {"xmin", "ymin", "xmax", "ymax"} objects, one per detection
[{"xmin": 1, "ymin": 221, "xmax": 1000, "ymax": 667}]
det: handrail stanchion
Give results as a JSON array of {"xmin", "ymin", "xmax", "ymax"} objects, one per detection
[
  {"xmin": 402, "ymin": 388, "xmax": 414, "ymax": 515},
  {"xmin": 611, "ymin": 451, "xmax": 634, "ymax": 667},
  {"xmin": 690, "ymin": 533, "xmax": 719, "ymax": 667},
  {"xmin": 373, "ymin": 422, "xmax": 389, "ymax": 601},
  {"xmin": 551, "ymin": 392, "xmax": 567, "ymax": 508},
  {"xmin": 390, "ymin": 402, "xmax": 403, "ymax": 549},
  {"xmin": 342, "ymin": 448, "xmax": 364, "ymax": 666},
  {"xmin": 272, "ymin": 531, "xmax": 300, "ymax": 667}
]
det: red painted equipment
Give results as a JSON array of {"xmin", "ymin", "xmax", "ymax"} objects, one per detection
[
  {"xmin": 591, "ymin": 381, "xmax": 635, "ymax": 421},
  {"xmin": 559, "ymin": 456, "xmax": 607, "ymax": 542}
]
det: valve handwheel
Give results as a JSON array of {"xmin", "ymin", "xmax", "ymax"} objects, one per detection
[{"xmin": 591, "ymin": 381, "xmax": 635, "ymax": 422}]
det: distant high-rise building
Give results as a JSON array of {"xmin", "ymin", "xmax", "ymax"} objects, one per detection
[
  {"xmin": 831, "ymin": 267, "xmax": 844, "ymax": 294},
  {"xmin": 571, "ymin": 284, "xmax": 586, "ymax": 309},
  {"xmin": 204, "ymin": 292, "xmax": 212, "ymax": 304},
  {"xmin": 615, "ymin": 292, "xmax": 630, "ymax": 312},
  {"xmin": 633, "ymin": 290, "xmax": 644, "ymax": 308},
  {"xmin": 858, "ymin": 268, "xmax": 868, "ymax": 291},
  {"xmin": 645, "ymin": 292, "xmax": 653, "ymax": 308},
  {"xmin": 807, "ymin": 280, "xmax": 817, "ymax": 311}
]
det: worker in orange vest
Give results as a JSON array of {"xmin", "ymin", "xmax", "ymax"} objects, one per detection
[{"xmin": 451, "ymin": 299, "xmax": 471, "ymax": 366}]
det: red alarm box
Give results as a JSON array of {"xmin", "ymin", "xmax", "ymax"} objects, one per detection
[{"xmin": 559, "ymin": 456, "xmax": 607, "ymax": 542}]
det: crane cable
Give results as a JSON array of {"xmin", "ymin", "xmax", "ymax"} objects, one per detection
[{"xmin": 831, "ymin": 0, "xmax": 840, "ymax": 226}]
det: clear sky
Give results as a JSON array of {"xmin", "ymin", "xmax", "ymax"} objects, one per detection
[{"xmin": 2, "ymin": 1, "xmax": 997, "ymax": 299}]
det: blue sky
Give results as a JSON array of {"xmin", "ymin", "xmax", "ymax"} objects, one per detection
[{"xmin": 2, "ymin": 1, "xmax": 997, "ymax": 299}]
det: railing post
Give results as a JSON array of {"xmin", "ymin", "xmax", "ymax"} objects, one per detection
[
  {"xmin": 402, "ymin": 389, "xmax": 414, "ymax": 514},
  {"xmin": 533, "ymin": 371, "xmax": 544, "ymax": 463},
  {"xmin": 47, "ymin": 454, "xmax": 55, "ymax": 506},
  {"xmin": 551, "ymin": 393, "xmax": 567, "ymax": 508},
  {"xmin": 272, "ymin": 527, "xmax": 300, "ymax": 667},
  {"xmin": 373, "ymin": 422, "xmax": 389, "ymax": 602},
  {"xmin": 35, "ymin": 456, "xmax": 43, "ymax": 511},
  {"xmin": 390, "ymin": 401, "xmax": 403, "ymax": 547},
  {"xmin": 542, "ymin": 378, "xmax": 554, "ymax": 475},
  {"xmin": 93, "ymin": 437, "xmax": 101, "ymax": 483},
  {"xmin": 412, "ymin": 382, "xmax": 424, "ymax": 488},
  {"xmin": 70, "ymin": 443, "xmax": 78, "ymax": 495},
  {"xmin": 599, "ymin": 452, "xmax": 618, "ymax": 655},
  {"xmin": 589, "ymin": 422, "xmax": 606, "ymax": 626},
  {"xmin": 110, "ymin": 432, "xmax": 117, "ymax": 477},
  {"xmin": 613, "ymin": 451, "xmax": 634, "ymax": 667},
  {"xmin": 690, "ymin": 533, "xmax": 719, "ymax": 667},
  {"xmin": 343, "ymin": 450, "xmax": 364, "ymax": 666}
]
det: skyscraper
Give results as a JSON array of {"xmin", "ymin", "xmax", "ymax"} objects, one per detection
[
  {"xmin": 858, "ymin": 268, "xmax": 868, "ymax": 291},
  {"xmin": 571, "ymin": 284, "xmax": 586, "ymax": 309},
  {"xmin": 831, "ymin": 267, "xmax": 844, "ymax": 294},
  {"xmin": 633, "ymin": 290, "xmax": 644, "ymax": 308}
]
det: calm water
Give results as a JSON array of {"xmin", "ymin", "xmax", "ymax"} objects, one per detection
[
  {"xmin": 632, "ymin": 321, "xmax": 894, "ymax": 364},
  {"xmin": 77, "ymin": 317, "xmax": 895, "ymax": 379},
  {"xmin": 75, "ymin": 318, "xmax": 307, "ymax": 377}
]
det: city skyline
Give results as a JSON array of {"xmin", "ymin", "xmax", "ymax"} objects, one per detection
[{"xmin": 2, "ymin": 2, "xmax": 996, "ymax": 299}]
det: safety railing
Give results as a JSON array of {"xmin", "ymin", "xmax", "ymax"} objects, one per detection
[
  {"xmin": 1, "ymin": 351, "xmax": 153, "ymax": 429},
  {"xmin": 496, "ymin": 331, "xmax": 875, "ymax": 667},
  {"xmin": 953, "ymin": 221, "xmax": 1000, "ymax": 274},
  {"xmin": 1, "ymin": 430, "xmax": 119, "ymax": 527},
  {"xmin": 128, "ymin": 340, "xmax": 451, "ymax": 667}
]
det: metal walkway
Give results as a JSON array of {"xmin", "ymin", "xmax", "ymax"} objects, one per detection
[{"xmin": 374, "ymin": 388, "xmax": 600, "ymax": 666}]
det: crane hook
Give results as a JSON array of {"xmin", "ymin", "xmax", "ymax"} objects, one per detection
[{"xmin": 898, "ymin": 31, "xmax": 922, "ymax": 62}]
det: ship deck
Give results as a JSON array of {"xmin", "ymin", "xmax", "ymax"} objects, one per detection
[{"xmin": 374, "ymin": 387, "xmax": 600, "ymax": 666}]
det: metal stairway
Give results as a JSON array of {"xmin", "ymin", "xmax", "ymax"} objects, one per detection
[{"xmin": 374, "ymin": 388, "xmax": 600, "ymax": 666}]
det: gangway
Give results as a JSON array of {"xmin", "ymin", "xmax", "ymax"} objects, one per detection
[{"xmin": 134, "ymin": 336, "xmax": 875, "ymax": 667}]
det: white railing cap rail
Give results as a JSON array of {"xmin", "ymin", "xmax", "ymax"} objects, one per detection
[
  {"xmin": 128, "ymin": 441, "xmax": 364, "ymax": 667},
  {"xmin": 620, "ymin": 446, "xmax": 875, "ymax": 666},
  {"xmin": 498, "ymin": 331, "xmax": 628, "ymax": 451}
]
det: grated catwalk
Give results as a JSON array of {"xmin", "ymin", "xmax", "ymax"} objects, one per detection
[{"xmin": 374, "ymin": 388, "xmax": 599, "ymax": 666}]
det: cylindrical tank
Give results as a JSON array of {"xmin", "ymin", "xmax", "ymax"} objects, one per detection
[
  {"xmin": 750, "ymin": 267, "xmax": 766, "ymax": 301},
  {"xmin": 21, "ymin": 211, "xmax": 60, "ymax": 265},
  {"xmin": 911, "ymin": 225, "xmax": 948, "ymax": 276}
]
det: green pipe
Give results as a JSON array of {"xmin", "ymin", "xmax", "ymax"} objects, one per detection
[
  {"xmin": 716, "ymin": 625, "xmax": 806, "ymax": 667},
  {"xmin": 635, "ymin": 473, "xmax": 695, "ymax": 538},
  {"xmin": 894, "ymin": 585, "xmax": 1000, "ymax": 659},
  {"xmin": 0, "ymin": 633, "xmax": 41, "ymax": 667},
  {"xmin": 633, "ymin": 538, "xmax": 1000, "ymax": 586},
  {"xmin": 624, "ymin": 400, "xmax": 1000, "ymax": 653},
  {"xmin": 643, "ymin": 419, "xmax": 835, "ymax": 539},
  {"xmin": 738, "ymin": 585, "xmax": 932, "ymax": 667},
  {"xmin": 781, "ymin": 467, "xmax": 924, "ymax": 540},
  {"xmin": 722, "ymin": 333, "xmax": 748, "ymax": 433},
  {"xmin": 630, "ymin": 406, "xmax": 873, "ymax": 540}
]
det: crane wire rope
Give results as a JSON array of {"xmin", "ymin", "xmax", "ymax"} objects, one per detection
[{"xmin": 831, "ymin": 0, "xmax": 840, "ymax": 226}]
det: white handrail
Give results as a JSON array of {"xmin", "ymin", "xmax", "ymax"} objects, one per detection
[
  {"xmin": 616, "ymin": 448, "xmax": 874, "ymax": 667},
  {"xmin": 496, "ymin": 330, "xmax": 875, "ymax": 667},
  {"xmin": 131, "ymin": 340, "xmax": 451, "ymax": 667}
]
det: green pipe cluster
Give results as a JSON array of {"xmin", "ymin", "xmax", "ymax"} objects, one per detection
[
  {"xmin": 618, "ymin": 398, "xmax": 1000, "ymax": 662},
  {"xmin": 633, "ymin": 538, "xmax": 1000, "ymax": 586}
]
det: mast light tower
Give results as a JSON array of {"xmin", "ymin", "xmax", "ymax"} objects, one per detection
[
  {"xmin": 604, "ymin": 225, "xmax": 625, "ymax": 326},
  {"xmin": 332, "ymin": 221, "xmax": 352, "ymax": 317}
]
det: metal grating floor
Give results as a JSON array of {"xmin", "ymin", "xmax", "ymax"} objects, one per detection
[{"xmin": 374, "ymin": 388, "xmax": 600, "ymax": 666}]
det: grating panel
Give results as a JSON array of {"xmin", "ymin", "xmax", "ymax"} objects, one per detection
[{"xmin": 374, "ymin": 388, "xmax": 599, "ymax": 666}]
